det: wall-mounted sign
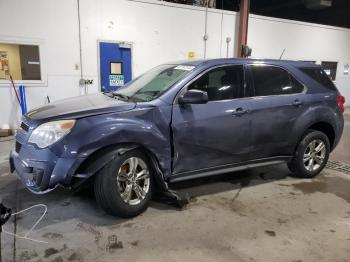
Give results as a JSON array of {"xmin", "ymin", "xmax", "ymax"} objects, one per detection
[
  {"xmin": 344, "ymin": 63, "xmax": 349, "ymax": 76},
  {"xmin": 0, "ymin": 51, "xmax": 9, "ymax": 79},
  {"xmin": 109, "ymin": 75, "xmax": 124, "ymax": 86}
]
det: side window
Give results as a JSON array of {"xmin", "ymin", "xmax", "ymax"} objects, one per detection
[
  {"xmin": 300, "ymin": 67, "xmax": 337, "ymax": 91},
  {"xmin": 290, "ymin": 75, "xmax": 305, "ymax": 93},
  {"xmin": 250, "ymin": 65, "xmax": 298, "ymax": 96},
  {"xmin": 188, "ymin": 65, "xmax": 244, "ymax": 101}
]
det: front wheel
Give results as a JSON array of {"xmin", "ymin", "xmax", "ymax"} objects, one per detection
[
  {"xmin": 94, "ymin": 149, "xmax": 153, "ymax": 218},
  {"xmin": 288, "ymin": 130, "xmax": 330, "ymax": 178}
]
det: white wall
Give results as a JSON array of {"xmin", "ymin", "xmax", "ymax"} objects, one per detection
[
  {"xmin": 0, "ymin": 0, "xmax": 349, "ymax": 128},
  {"xmin": 0, "ymin": 0, "xmax": 82, "ymax": 128},
  {"xmin": 79, "ymin": 0, "xmax": 238, "ymax": 94}
]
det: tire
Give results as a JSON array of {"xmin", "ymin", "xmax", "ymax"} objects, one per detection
[
  {"xmin": 288, "ymin": 130, "xmax": 330, "ymax": 178},
  {"xmin": 94, "ymin": 149, "xmax": 153, "ymax": 218}
]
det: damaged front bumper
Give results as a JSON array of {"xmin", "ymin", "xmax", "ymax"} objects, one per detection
[{"xmin": 9, "ymin": 145, "xmax": 83, "ymax": 194}]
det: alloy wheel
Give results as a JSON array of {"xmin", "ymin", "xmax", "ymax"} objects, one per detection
[
  {"xmin": 116, "ymin": 157, "xmax": 150, "ymax": 205},
  {"xmin": 303, "ymin": 139, "xmax": 326, "ymax": 172}
]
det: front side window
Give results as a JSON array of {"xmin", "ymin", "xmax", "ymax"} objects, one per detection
[
  {"xmin": 188, "ymin": 65, "xmax": 244, "ymax": 101},
  {"xmin": 250, "ymin": 65, "xmax": 303, "ymax": 96}
]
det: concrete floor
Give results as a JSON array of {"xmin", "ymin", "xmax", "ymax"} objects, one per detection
[{"xmin": 0, "ymin": 121, "xmax": 349, "ymax": 262}]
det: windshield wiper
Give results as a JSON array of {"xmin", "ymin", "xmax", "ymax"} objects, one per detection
[{"xmin": 110, "ymin": 92, "xmax": 130, "ymax": 101}]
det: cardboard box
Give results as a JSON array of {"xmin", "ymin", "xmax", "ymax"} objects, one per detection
[{"xmin": 0, "ymin": 129, "xmax": 12, "ymax": 137}]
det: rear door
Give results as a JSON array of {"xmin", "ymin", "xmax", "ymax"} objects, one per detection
[
  {"xmin": 245, "ymin": 64, "xmax": 306, "ymax": 159},
  {"xmin": 171, "ymin": 65, "xmax": 251, "ymax": 175}
]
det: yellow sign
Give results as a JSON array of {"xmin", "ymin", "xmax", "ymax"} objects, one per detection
[{"xmin": 188, "ymin": 51, "xmax": 195, "ymax": 60}]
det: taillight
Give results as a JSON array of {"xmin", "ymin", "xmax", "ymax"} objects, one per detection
[{"xmin": 336, "ymin": 95, "xmax": 345, "ymax": 113}]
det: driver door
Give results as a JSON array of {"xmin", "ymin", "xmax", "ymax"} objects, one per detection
[{"xmin": 171, "ymin": 65, "xmax": 251, "ymax": 175}]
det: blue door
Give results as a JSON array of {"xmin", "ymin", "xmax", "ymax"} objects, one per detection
[{"xmin": 99, "ymin": 42, "xmax": 132, "ymax": 92}]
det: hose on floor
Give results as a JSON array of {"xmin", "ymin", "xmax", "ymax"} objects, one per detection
[{"xmin": 1, "ymin": 204, "xmax": 49, "ymax": 244}]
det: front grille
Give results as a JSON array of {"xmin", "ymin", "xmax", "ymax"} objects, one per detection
[
  {"xmin": 15, "ymin": 141, "xmax": 22, "ymax": 153},
  {"xmin": 20, "ymin": 122, "xmax": 29, "ymax": 132}
]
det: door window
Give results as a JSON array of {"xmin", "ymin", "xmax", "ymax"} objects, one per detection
[
  {"xmin": 110, "ymin": 62, "xmax": 122, "ymax": 75},
  {"xmin": 250, "ymin": 65, "xmax": 303, "ymax": 96},
  {"xmin": 188, "ymin": 65, "xmax": 244, "ymax": 101}
]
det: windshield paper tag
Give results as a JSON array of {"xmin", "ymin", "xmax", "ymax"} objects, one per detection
[{"xmin": 174, "ymin": 65, "xmax": 195, "ymax": 71}]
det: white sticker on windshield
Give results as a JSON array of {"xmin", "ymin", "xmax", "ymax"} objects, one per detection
[{"xmin": 174, "ymin": 65, "xmax": 195, "ymax": 71}]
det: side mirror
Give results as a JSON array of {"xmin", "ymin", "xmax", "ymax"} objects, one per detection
[{"xmin": 178, "ymin": 89, "xmax": 208, "ymax": 105}]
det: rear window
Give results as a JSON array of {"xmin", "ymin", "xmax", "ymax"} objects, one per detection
[{"xmin": 300, "ymin": 67, "xmax": 337, "ymax": 91}]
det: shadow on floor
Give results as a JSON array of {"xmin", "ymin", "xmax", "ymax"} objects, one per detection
[{"xmin": 0, "ymin": 162, "xmax": 295, "ymax": 230}]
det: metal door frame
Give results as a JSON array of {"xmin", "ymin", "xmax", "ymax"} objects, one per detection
[{"xmin": 97, "ymin": 40, "xmax": 134, "ymax": 92}]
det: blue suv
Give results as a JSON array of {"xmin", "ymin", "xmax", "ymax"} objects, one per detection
[{"xmin": 10, "ymin": 59, "xmax": 345, "ymax": 217}]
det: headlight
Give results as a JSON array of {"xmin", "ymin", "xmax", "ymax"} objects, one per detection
[{"xmin": 28, "ymin": 120, "xmax": 76, "ymax": 148}]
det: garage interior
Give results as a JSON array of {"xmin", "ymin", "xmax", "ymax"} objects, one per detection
[{"xmin": 0, "ymin": 0, "xmax": 350, "ymax": 261}]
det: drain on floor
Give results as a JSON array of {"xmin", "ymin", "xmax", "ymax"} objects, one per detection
[{"xmin": 326, "ymin": 160, "xmax": 350, "ymax": 175}]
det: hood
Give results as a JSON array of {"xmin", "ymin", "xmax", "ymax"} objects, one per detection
[{"xmin": 26, "ymin": 93, "xmax": 136, "ymax": 121}]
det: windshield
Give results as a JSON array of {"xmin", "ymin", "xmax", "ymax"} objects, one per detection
[{"xmin": 111, "ymin": 64, "xmax": 195, "ymax": 102}]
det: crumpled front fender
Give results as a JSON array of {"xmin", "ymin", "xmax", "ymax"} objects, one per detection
[{"xmin": 55, "ymin": 106, "xmax": 173, "ymax": 180}]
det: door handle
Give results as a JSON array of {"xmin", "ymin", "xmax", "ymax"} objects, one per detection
[
  {"xmin": 293, "ymin": 99, "xmax": 303, "ymax": 107},
  {"xmin": 232, "ymin": 107, "xmax": 248, "ymax": 116}
]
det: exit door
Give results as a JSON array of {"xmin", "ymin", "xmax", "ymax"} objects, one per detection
[{"xmin": 99, "ymin": 42, "xmax": 132, "ymax": 92}]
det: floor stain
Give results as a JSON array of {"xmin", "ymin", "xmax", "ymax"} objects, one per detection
[
  {"xmin": 122, "ymin": 222, "xmax": 135, "ymax": 228},
  {"xmin": 0, "ymin": 165, "xmax": 9, "ymax": 174},
  {"xmin": 42, "ymin": 232, "xmax": 64, "ymax": 239},
  {"xmin": 60, "ymin": 201, "xmax": 71, "ymax": 207},
  {"xmin": 50, "ymin": 257, "xmax": 64, "ymax": 262},
  {"xmin": 130, "ymin": 240, "xmax": 139, "ymax": 246},
  {"xmin": 277, "ymin": 218, "xmax": 288, "ymax": 224},
  {"xmin": 292, "ymin": 176, "xmax": 350, "ymax": 203},
  {"xmin": 277, "ymin": 183, "xmax": 290, "ymax": 187},
  {"xmin": 67, "ymin": 251, "xmax": 84, "ymax": 261},
  {"xmin": 76, "ymin": 222, "xmax": 102, "ymax": 243},
  {"xmin": 44, "ymin": 248, "xmax": 60, "ymax": 258},
  {"xmin": 106, "ymin": 235, "xmax": 124, "ymax": 252},
  {"xmin": 18, "ymin": 250, "xmax": 38, "ymax": 261},
  {"xmin": 265, "ymin": 230, "xmax": 276, "ymax": 237}
]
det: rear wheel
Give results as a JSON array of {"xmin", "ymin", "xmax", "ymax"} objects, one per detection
[
  {"xmin": 288, "ymin": 130, "xmax": 330, "ymax": 178},
  {"xmin": 94, "ymin": 149, "xmax": 153, "ymax": 217}
]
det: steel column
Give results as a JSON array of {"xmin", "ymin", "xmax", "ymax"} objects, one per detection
[{"xmin": 236, "ymin": 0, "xmax": 250, "ymax": 57}]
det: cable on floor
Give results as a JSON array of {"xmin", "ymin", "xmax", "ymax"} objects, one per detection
[{"xmin": 1, "ymin": 204, "xmax": 49, "ymax": 244}]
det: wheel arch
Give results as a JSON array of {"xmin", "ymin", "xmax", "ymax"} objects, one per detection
[
  {"xmin": 307, "ymin": 122, "xmax": 335, "ymax": 150},
  {"xmin": 292, "ymin": 120, "xmax": 335, "ymax": 156},
  {"xmin": 72, "ymin": 142, "xmax": 169, "ymax": 191}
]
